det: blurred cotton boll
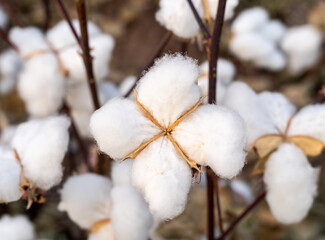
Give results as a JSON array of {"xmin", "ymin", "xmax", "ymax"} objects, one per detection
[{"xmin": 0, "ymin": 215, "xmax": 35, "ymax": 240}]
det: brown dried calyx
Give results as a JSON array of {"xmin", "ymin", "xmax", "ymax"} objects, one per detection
[
  {"xmin": 13, "ymin": 149, "xmax": 45, "ymax": 209},
  {"xmin": 88, "ymin": 218, "xmax": 111, "ymax": 235},
  {"xmin": 121, "ymin": 90, "xmax": 203, "ymax": 173}
]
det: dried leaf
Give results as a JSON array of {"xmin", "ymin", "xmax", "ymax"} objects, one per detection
[
  {"xmin": 89, "ymin": 219, "xmax": 111, "ymax": 234},
  {"xmin": 253, "ymin": 134, "xmax": 283, "ymax": 159},
  {"xmin": 288, "ymin": 135, "xmax": 324, "ymax": 157}
]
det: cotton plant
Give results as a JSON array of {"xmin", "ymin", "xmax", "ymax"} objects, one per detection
[
  {"xmin": 197, "ymin": 58, "xmax": 235, "ymax": 103},
  {"xmin": 281, "ymin": 24, "xmax": 323, "ymax": 75},
  {"xmin": 9, "ymin": 20, "xmax": 115, "ymax": 117},
  {"xmin": 0, "ymin": 115, "xmax": 70, "ymax": 208},
  {"xmin": 59, "ymin": 159, "xmax": 153, "ymax": 240},
  {"xmin": 90, "ymin": 54, "xmax": 247, "ymax": 220},
  {"xmin": 223, "ymin": 81, "xmax": 322, "ymax": 224},
  {"xmin": 155, "ymin": 0, "xmax": 238, "ymax": 39},
  {"xmin": 0, "ymin": 50, "xmax": 23, "ymax": 94},
  {"xmin": 229, "ymin": 7, "xmax": 287, "ymax": 71},
  {"xmin": 0, "ymin": 215, "xmax": 35, "ymax": 240}
]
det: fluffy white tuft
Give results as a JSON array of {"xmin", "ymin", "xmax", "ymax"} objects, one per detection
[
  {"xmin": 0, "ymin": 215, "xmax": 35, "ymax": 240},
  {"xmin": 264, "ymin": 143, "xmax": 319, "ymax": 224},
  {"xmin": 0, "ymin": 145, "xmax": 22, "ymax": 202},
  {"xmin": 119, "ymin": 76, "xmax": 137, "ymax": 96},
  {"xmin": 58, "ymin": 173, "xmax": 112, "ymax": 229},
  {"xmin": 11, "ymin": 116, "xmax": 70, "ymax": 190},
  {"xmin": 259, "ymin": 20, "xmax": 286, "ymax": 44}
]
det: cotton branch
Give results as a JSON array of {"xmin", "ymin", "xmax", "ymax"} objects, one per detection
[
  {"xmin": 41, "ymin": 0, "xmax": 51, "ymax": 31},
  {"xmin": 124, "ymin": 30, "xmax": 173, "ymax": 97}
]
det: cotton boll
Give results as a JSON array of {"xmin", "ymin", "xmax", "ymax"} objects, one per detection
[
  {"xmin": 0, "ymin": 125, "xmax": 17, "ymax": 145},
  {"xmin": 223, "ymin": 82, "xmax": 278, "ymax": 147},
  {"xmin": 254, "ymin": 50, "xmax": 286, "ymax": 71},
  {"xmin": 0, "ymin": 6, "xmax": 8, "ymax": 28},
  {"xmin": 257, "ymin": 92, "xmax": 296, "ymax": 133},
  {"xmin": 264, "ymin": 143, "xmax": 319, "ymax": 224},
  {"xmin": 137, "ymin": 54, "xmax": 201, "ymax": 128},
  {"xmin": 111, "ymin": 185, "xmax": 153, "ymax": 240},
  {"xmin": 111, "ymin": 159, "xmax": 133, "ymax": 186},
  {"xmin": 90, "ymin": 98, "xmax": 161, "ymax": 159},
  {"xmin": 11, "ymin": 116, "xmax": 70, "ymax": 190},
  {"xmin": 173, "ymin": 105, "xmax": 247, "ymax": 179},
  {"xmin": 231, "ymin": 7, "xmax": 269, "ymax": 34},
  {"xmin": 259, "ymin": 20, "xmax": 287, "ymax": 44},
  {"xmin": 0, "ymin": 50, "xmax": 23, "ymax": 94},
  {"xmin": 9, "ymin": 27, "xmax": 49, "ymax": 58},
  {"xmin": 288, "ymin": 104, "xmax": 325, "ymax": 143},
  {"xmin": 0, "ymin": 215, "xmax": 35, "ymax": 240},
  {"xmin": 155, "ymin": 0, "xmax": 203, "ymax": 39},
  {"xmin": 0, "ymin": 145, "xmax": 22, "ymax": 202},
  {"xmin": 18, "ymin": 54, "xmax": 66, "ymax": 117},
  {"xmin": 132, "ymin": 137, "xmax": 192, "ymax": 220},
  {"xmin": 281, "ymin": 25, "xmax": 323, "ymax": 75},
  {"xmin": 119, "ymin": 76, "xmax": 136, "ymax": 96},
  {"xmin": 208, "ymin": 0, "xmax": 238, "ymax": 20},
  {"xmin": 88, "ymin": 223, "xmax": 115, "ymax": 240},
  {"xmin": 59, "ymin": 173, "xmax": 112, "ymax": 229}
]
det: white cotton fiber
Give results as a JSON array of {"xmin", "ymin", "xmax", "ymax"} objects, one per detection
[
  {"xmin": 208, "ymin": 0, "xmax": 238, "ymax": 20},
  {"xmin": 0, "ymin": 50, "xmax": 23, "ymax": 94},
  {"xmin": 231, "ymin": 7, "xmax": 269, "ymax": 34},
  {"xmin": 264, "ymin": 143, "xmax": 319, "ymax": 224},
  {"xmin": 288, "ymin": 104, "xmax": 325, "ymax": 143},
  {"xmin": 173, "ymin": 104, "xmax": 247, "ymax": 179},
  {"xmin": 88, "ymin": 223, "xmax": 115, "ymax": 240},
  {"xmin": 197, "ymin": 59, "xmax": 235, "ymax": 103},
  {"xmin": 9, "ymin": 27, "xmax": 49, "ymax": 58},
  {"xmin": 59, "ymin": 173, "xmax": 112, "ymax": 229},
  {"xmin": 11, "ymin": 115, "xmax": 70, "ymax": 190},
  {"xmin": 155, "ymin": 0, "xmax": 203, "ymax": 39},
  {"xmin": 0, "ymin": 125, "xmax": 17, "ymax": 145},
  {"xmin": 223, "ymin": 82, "xmax": 278, "ymax": 147},
  {"xmin": 18, "ymin": 54, "xmax": 66, "ymax": 117},
  {"xmin": 0, "ymin": 215, "xmax": 35, "ymax": 240},
  {"xmin": 0, "ymin": 145, "xmax": 22, "ymax": 203},
  {"xmin": 259, "ymin": 20, "xmax": 286, "ymax": 44},
  {"xmin": 254, "ymin": 50, "xmax": 286, "ymax": 71},
  {"xmin": 119, "ymin": 76, "xmax": 136, "ymax": 96},
  {"xmin": 257, "ymin": 92, "xmax": 296, "ymax": 134},
  {"xmin": 132, "ymin": 137, "xmax": 193, "ymax": 220},
  {"xmin": 0, "ymin": 6, "xmax": 8, "ymax": 28},
  {"xmin": 111, "ymin": 159, "xmax": 133, "ymax": 186},
  {"xmin": 137, "ymin": 54, "xmax": 201, "ymax": 128},
  {"xmin": 90, "ymin": 98, "xmax": 161, "ymax": 159},
  {"xmin": 281, "ymin": 25, "xmax": 323, "ymax": 75}
]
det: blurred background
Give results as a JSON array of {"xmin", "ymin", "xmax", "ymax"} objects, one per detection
[{"xmin": 0, "ymin": 0, "xmax": 325, "ymax": 239}]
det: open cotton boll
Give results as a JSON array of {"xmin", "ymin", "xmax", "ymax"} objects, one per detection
[
  {"xmin": 0, "ymin": 6, "xmax": 8, "ymax": 28},
  {"xmin": 173, "ymin": 105, "xmax": 247, "ymax": 179},
  {"xmin": 281, "ymin": 25, "xmax": 323, "ymax": 75},
  {"xmin": 259, "ymin": 20, "xmax": 287, "ymax": 44},
  {"xmin": 254, "ymin": 50, "xmax": 286, "ymax": 71},
  {"xmin": 47, "ymin": 20, "xmax": 101, "ymax": 50},
  {"xmin": 88, "ymin": 223, "xmax": 115, "ymax": 240},
  {"xmin": 223, "ymin": 82, "xmax": 278, "ymax": 147},
  {"xmin": 137, "ymin": 54, "xmax": 201, "ymax": 128},
  {"xmin": 11, "ymin": 116, "xmax": 70, "ymax": 190},
  {"xmin": 132, "ymin": 137, "xmax": 193, "ymax": 220},
  {"xmin": 264, "ymin": 143, "xmax": 319, "ymax": 224},
  {"xmin": 155, "ymin": 0, "xmax": 203, "ymax": 39},
  {"xmin": 231, "ymin": 7, "xmax": 269, "ymax": 34},
  {"xmin": 0, "ymin": 145, "xmax": 22, "ymax": 202},
  {"xmin": 208, "ymin": 0, "xmax": 238, "ymax": 20},
  {"xmin": 111, "ymin": 185, "xmax": 153, "ymax": 240},
  {"xmin": 0, "ymin": 215, "xmax": 35, "ymax": 240},
  {"xmin": 90, "ymin": 98, "xmax": 161, "ymax": 159},
  {"xmin": 59, "ymin": 173, "xmax": 112, "ymax": 229},
  {"xmin": 288, "ymin": 104, "xmax": 325, "ymax": 143},
  {"xmin": 119, "ymin": 76, "xmax": 136, "ymax": 96},
  {"xmin": 257, "ymin": 92, "xmax": 296, "ymax": 133},
  {"xmin": 9, "ymin": 27, "xmax": 49, "ymax": 58},
  {"xmin": 0, "ymin": 50, "xmax": 23, "ymax": 94},
  {"xmin": 18, "ymin": 54, "xmax": 66, "ymax": 117}
]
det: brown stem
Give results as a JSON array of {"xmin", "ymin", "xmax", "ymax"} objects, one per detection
[
  {"xmin": 216, "ymin": 190, "xmax": 266, "ymax": 240},
  {"xmin": 42, "ymin": 0, "xmax": 51, "ymax": 32},
  {"xmin": 187, "ymin": 0, "xmax": 211, "ymax": 40},
  {"xmin": 206, "ymin": 168, "xmax": 215, "ymax": 240},
  {"xmin": 0, "ymin": 0, "xmax": 24, "ymax": 26},
  {"xmin": 212, "ymin": 176, "xmax": 224, "ymax": 236},
  {"xmin": 124, "ymin": 30, "xmax": 172, "ymax": 98},
  {"xmin": 75, "ymin": 0, "xmax": 101, "ymax": 110},
  {"xmin": 0, "ymin": 27, "xmax": 18, "ymax": 51}
]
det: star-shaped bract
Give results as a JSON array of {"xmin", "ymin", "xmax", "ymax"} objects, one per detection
[{"xmin": 91, "ymin": 55, "xmax": 246, "ymax": 220}]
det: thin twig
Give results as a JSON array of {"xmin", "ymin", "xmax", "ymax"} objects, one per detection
[
  {"xmin": 216, "ymin": 190, "xmax": 267, "ymax": 240},
  {"xmin": 75, "ymin": 0, "xmax": 101, "ymax": 110},
  {"xmin": 187, "ymin": 0, "xmax": 211, "ymax": 40},
  {"xmin": 206, "ymin": 168, "xmax": 215, "ymax": 240},
  {"xmin": 42, "ymin": 0, "xmax": 51, "ymax": 31},
  {"xmin": 0, "ymin": 27, "xmax": 18, "ymax": 51},
  {"xmin": 212, "ymin": 176, "xmax": 224, "ymax": 236},
  {"xmin": 0, "ymin": 0, "xmax": 24, "ymax": 26},
  {"xmin": 124, "ymin": 30, "xmax": 173, "ymax": 98}
]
